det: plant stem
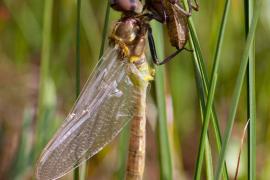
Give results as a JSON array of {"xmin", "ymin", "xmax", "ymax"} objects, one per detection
[
  {"xmin": 74, "ymin": 0, "xmax": 81, "ymax": 179},
  {"xmin": 244, "ymin": 0, "xmax": 256, "ymax": 179},
  {"xmin": 99, "ymin": 1, "xmax": 111, "ymax": 59},
  {"xmin": 193, "ymin": 58, "xmax": 214, "ymax": 180},
  {"xmin": 38, "ymin": 0, "xmax": 53, "ymax": 115},
  {"xmin": 152, "ymin": 21, "xmax": 173, "ymax": 180}
]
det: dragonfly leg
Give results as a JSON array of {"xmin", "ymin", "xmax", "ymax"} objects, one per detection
[
  {"xmin": 159, "ymin": 48, "xmax": 185, "ymax": 65},
  {"xmin": 138, "ymin": 11, "xmax": 167, "ymax": 23},
  {"xmin": 148, "ymin": 26, "xmax": 185, "ymax": 65},
  {"xmin": 171, "ymin": 0, "xmax": 199, "ymax": 17},
  {"xmin": 147, "ymin": 26, "xmax": 160, "ymax": 65}
]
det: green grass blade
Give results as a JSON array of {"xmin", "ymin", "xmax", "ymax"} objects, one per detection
[
  {"xmin": 205, "ymin": 137, "xmax": 214, "ymax": 180},
  {"xmin": 151, "ymin": 21, "xmax": 173, "ymax": 180},
  {"xmin": 75, "ymin": 0, "xmax": 81, "ymax": 97},
  {"xmin": 192, "ymin": 0, "xmax": 231, "ymax": 178},
  {"xmin": 81, "ymin": 0, "xmax": 102, "ymax": 62},
  {"xmin": 38, "ymin": 0, "xmax": 53, "ymax": 113},
  {"xmin": 99, "ymin": 1, "xmax": 111, "ymax": 59},
  {"xmin": 36, "ymin": 0, "xmax": 54, "ymax": 155},
  {"xmin": 194, "ymin": 72, "xmax": 217, "ymax": 180},
  {"xmin": 74, "ymin": 0, "xmax": 81, "ymax": 179},
  {"xmin": 214, "ymin": 1, "xmax": 262, "ymax": 179},
  {"xmin": 244, "ymin": 0, "xmax": 256, "ymax": 179},
  {"xmin": 193, "ymin": 60, "xmax": 214, "ymax": 180},
  {"xmin": 204, "ymin": 138, "xmax": 214, "ymax": 180}
]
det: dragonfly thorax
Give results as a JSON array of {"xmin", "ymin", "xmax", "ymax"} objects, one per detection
[{"xmin": 110, "ymin": 17, "xmax": 148, "ymax": 60}]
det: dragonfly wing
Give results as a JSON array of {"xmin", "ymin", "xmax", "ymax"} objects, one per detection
[{"xmin": 36, "ymin": 47, "xmax": 144, "ymax": 180}]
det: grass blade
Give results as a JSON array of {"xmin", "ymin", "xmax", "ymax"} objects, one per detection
[
  {"xmin": 151, "ymin": 21, "xmax": 173, "ymax": 180},
  {"xmin": 192, "ymin": 0, "xmax": 231, "ymax": 178},
  {"xmin": 205, "ymin": 138, "xmax": 214, "ymax": 180},
  {"xmin": 75, "ymin": 0, "xmax": 81, "ymax": 98},
  {"xmin": 214, "ymin": 1, "xmax": 262, "ymax": 179},
  {"xmin": 244, "ymin": 0, "xmax": 256, "ymax": 179},
  {"xmin": 74, "ymin": 0, "xmax": 81, "ymax": 179},
  {"xmin": 81, "ymin": 0, "xmax": 102, "ymax": 62},
  {"xmin": 193, "ymin": 60, "xmax": 214, "ymax": 180},
  {"xmin": 38, "ymin": 0, "xmax": 53, "ymax": 114},
  {"xmin": 194, "ymin": 71, "xmax": 218, "ymax": 180},
  {"xmin": 234, "ymin": 119, "xmax": 250, "ymax": 180},
  {"xmin": 99, "ymin": 1, "xmax": 111, "ymax": 59},
  {"xmin": 35, "ymin": 0, "xmax": 54, "ymax": 157}
]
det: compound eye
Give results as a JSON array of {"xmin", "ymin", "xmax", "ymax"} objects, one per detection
[{"xmin": 110, "ymin": 0, "xmax": 143, "ymax": 13}]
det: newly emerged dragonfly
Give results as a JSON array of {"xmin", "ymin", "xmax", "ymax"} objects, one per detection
[
  {"xmin": 36, "ymin": 0, "xmax": 197, "ymax": 179},
  {"xmin": 36, "ymin": 1, "xmax": 154, "ymax": 180}
]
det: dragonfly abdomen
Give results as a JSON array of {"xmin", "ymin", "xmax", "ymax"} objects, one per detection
[
  {"xmin": 126, "ymin": 84, "xmax": 147, "ymax": 180},
  {"xmin": 126, "ymin": 118, "xmax": 146, "ymax": 180}
]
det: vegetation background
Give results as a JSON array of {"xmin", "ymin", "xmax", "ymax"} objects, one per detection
[{"xmin": 0, "ymin": 0, "xmax": 269, "ymax": 179}]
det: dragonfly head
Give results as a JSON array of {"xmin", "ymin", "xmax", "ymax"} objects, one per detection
[{"xmin": 110, "ymin": 0, "xmax": 143, "ymax": 14}]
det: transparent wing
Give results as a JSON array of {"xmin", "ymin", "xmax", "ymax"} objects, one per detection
[{"xmin": 36, "ymin": 47, "xmax": 143, "ymax": 180}]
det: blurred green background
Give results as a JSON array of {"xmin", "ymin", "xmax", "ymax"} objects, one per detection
[{"xmin": 0, "ymin": 0, "xmax": 269, "ymax": 179}]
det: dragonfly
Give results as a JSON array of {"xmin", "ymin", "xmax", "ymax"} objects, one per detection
[
  {"xmin": 36, "ymin": 1, "xmax": 154, "ymax": 180},
  {"xmin": 36, "ymin": 0, "xmax": 197, "ymax": 179}
]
